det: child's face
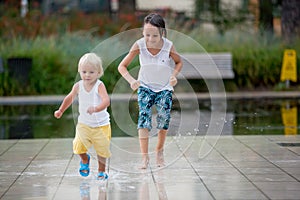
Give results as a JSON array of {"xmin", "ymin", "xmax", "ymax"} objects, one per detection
[
  {"xmin": 143, "ymin": 23, "xmax": 162, "ymax": 48},
  {"xmin": 79, "ymin": 64, "xmax": 100, "ymax": 84}
]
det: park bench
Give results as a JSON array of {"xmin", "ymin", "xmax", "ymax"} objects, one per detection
[
  {"xmin": 170, "ymin": 53, "xmax": 235, "ymax": 135},
  {"xmin": 178, "ymin": 52, "xmax": 234, "ymax": 80}
]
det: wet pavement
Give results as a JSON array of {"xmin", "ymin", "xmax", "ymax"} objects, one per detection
[{"xmin": 1, "ymin": 135, "xmax": 300, "ymax": 200}]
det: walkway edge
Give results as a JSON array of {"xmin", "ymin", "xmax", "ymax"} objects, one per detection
[{"xmin": 0, "ymin": 91, "xmax": 299, "ymax": 105}]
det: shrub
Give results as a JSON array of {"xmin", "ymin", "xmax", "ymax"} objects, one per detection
[
  {"xmin": 190, "ymin": 29, "xmax": 300, "ymax": 90},
  {"xmin": 1, "ymin": 8, "xmax": 299, "ymax": 95}
]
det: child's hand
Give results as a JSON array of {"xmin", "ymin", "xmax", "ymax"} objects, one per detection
[
  {"xmin": 87, "ymin": 106, "xmax": 96, "ymax": 115},
  {"xmin": 130, "ymin": 80, "xmax": 140, "ymax": 91},
  {"xmin": 54, "ymin": 110, "xmax": 62, "ymax": 119},
  {"xmin": 169, "ymin": 75, "xmax": 177, "ymax": 86}
]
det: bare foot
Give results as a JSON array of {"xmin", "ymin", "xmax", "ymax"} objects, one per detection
[
  {"xmin": 156, "ymin": 150, "xmax": 165, "ymax": 167},
  {"xmin": 140, "ymin": 155, "xmax": 149, "ymax": 169}
]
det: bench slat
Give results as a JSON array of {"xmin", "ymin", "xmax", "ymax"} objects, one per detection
[{"xmin": 178, "ymin": 53, "xmax": 234, "ymax": 79}]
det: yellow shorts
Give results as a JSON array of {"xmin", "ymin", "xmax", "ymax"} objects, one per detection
[{"xmin": 73, "ymin": 123, "xmax": 111, "ymax": 158}]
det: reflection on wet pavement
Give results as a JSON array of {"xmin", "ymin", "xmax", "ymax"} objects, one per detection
[{"xmin": 1, "ymin": 135, "xmax": 300, "ymax": 199}]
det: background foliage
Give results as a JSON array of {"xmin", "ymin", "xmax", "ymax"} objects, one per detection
[{"xmin": 0, "ymin": 3, "xmax": 299, "ymax": 96}]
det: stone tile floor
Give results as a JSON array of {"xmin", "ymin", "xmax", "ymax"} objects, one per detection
[{"xmin": 0, "ymin": 135, "xmax": 300, "ymax": 200}]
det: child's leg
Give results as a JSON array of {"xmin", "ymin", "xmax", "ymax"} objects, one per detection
[
  {"xmin": 79, "ymin": 153, "xmax": 89, "ymax": 164},
  {"xmin": 156, "ymin": 129, "xmax": 167, "ymax": 167},
  {"xmin": 97, "ymin": 155, "xmax": 108, "ymax": 180},
  {"xmin": 139, "ymin": 128, "xmax": 149, "ymax": 169},
  {"xmin": 137, "ymin": 87, "xmax": 155, "ymax": 169},
  {"xmin": 154, "ymin": 90, "xmax": 172, "ymax": 167},
  {"xmin": 78, "ymin": 153, "xmax": 90, "ymax": 176},
  {"xmin": 74, "ymin": 124, "xmax": 92, "ymax": 176},
  {"xmin": 97, "ymin": 155, "xmax": 106, "ymax": 173},
  {"xmin": 92, "ymin": 124, "xmax": 111, "ymax": 180},
  {"xmin": 156, "ymin": 129, "xmax": 167, "ymax": 152}
]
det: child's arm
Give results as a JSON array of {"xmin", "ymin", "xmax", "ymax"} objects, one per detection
[
  {"xmin": 54, "ymin": 83, "xmax": 79, "ymax": 119},
  {"xmin": 118, "ymin": 42, "xmax": 140, "ymax": 90},
  {"xmin": 87, "ymin": 83, "xmax": 110, "ymax": 115},
  {"xmin": 169, "ymin": 45, "xmax": 183, "ymax": 86}
]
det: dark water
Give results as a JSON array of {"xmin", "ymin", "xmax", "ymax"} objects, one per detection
[{"xmin": 0, "ymin": 98, "xmax": 299, "ymax": 139}]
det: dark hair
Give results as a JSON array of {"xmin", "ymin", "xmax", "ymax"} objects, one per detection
[{"xmin": 144, "ymin": 13, "xmax": 167, "ymax": 37}]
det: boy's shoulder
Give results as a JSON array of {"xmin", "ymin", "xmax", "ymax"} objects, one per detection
[{"xmin": 96, "ymin": 79, "xmax": 106, "ymax": 87}]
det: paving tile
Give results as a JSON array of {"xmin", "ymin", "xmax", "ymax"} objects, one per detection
[
  {"xmin": 152, "ymin": 169, "xmax": 201, "ymax": 183},
  {"xmin": 286, "ymin": 147, "xmax": 300, "ymax": 155},
  {"xmin": 162, "ymin": 183, "xmax": 214, "ymax": 200},
  {"xmin": 282, "ymin": 167, "xmax": 300, "ymax": 175},
  {"xmin": 211, "ymin": 189, "xmax": 268, "ymax": 200},
  {"xmin": 254, "ymin": 181, "xmax": 300, "ymax": 191},
  {"xmin": 230, "ymin": 161, "xmax": 276, "ymax": 168},
  {"xmin": 104, "ymin": 170, "xmax": 158, "ymax": 200},
  {"xmin": 1, "ymin": 136, "xmax": 300, "ymax": 200},
  {"xmin": 245, "ymin": 173, "xmax": 297, "ymax": 182},
  {"xmin": 0, "ymin": 140, "xmax": 18, "ymax": 155},
  {"xmin": 238, "ymin": 167, "xmax": 288, "ymax": 175},
  {"xmin": 2, "ymin": 177, "xmax": 58, "ymax": 200},
  {"xmin": 272, "ymin": 159, "xmax": 300, "ymax": 168},
  {"xmin": 200, "ymin": 173, "xmax": 249, "ymax": 182},
  {"xmin": 261, "ymin": 190, "xmax": 300, "ymax": 200},
  {"xmin": 204, "ymin": 180, "xmax": 258, "ymax": 191},
  {"xmin": 0, "ymin": 174, "xmax": 19, "ymax": 198}
]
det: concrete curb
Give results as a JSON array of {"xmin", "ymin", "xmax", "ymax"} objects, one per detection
[{"xmin": 0, "ymin": 91, "xmax": 299, "ymax": 105}]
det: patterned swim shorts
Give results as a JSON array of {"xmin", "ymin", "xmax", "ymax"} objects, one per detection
[{"xmin": 137, "ymin": 86, "xmax": 173, "ymax": 131}]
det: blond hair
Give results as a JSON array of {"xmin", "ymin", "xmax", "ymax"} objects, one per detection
[{"xmin": 78, "ymin": 53, "xmax": 104, "ymax": 77}]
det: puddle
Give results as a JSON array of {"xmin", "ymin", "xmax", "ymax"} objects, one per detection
[
  {"xmin": 0, "ymin": 98, "xmax": 299, "ymax": 139},
  {"xmin": 277, "ymin": 142, "xmax": 300, "ymax": 147}
]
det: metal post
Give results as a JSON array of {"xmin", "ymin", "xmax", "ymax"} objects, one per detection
[
  {"xmin": 21, "ymin": 0, "xmax": 28, "ymax": 18},
  {"xmin": 285, "ymin": 80, "xmax": 290, "ymax": 88}
]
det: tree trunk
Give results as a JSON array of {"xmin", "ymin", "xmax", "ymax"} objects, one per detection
[
  {"xmin": 119, "ymin": 0, "xmax": 135, "ymax": 13},
  {"xmin": 259, "ymin": 0, "xmax": 273, "ymax": 34},
  {"xmin": 281, "ymin": 0, "xmax": 300, "ymax": 42}
]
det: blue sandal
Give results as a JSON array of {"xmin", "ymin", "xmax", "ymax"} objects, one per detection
[
  {"xmin": 97, "ymin": 172, "xmax": 108, "ymax": 180},
  {"xmin": 79, "ymin": 154, "xmax": 90, "ymax": 177}
]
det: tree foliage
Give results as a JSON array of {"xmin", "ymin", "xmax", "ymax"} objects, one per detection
[{"xmin": 195, "ymin": 0, "xmax": 249, "ymax": 34}]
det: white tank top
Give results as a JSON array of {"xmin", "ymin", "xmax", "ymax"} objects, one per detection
[
  {"xmin": 78, "ymin": 80, "xmax": 110, "ymax": 127},
  {"xmin": 137, "ymin": 37, "xmax": 174, "ymax": 92}
]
